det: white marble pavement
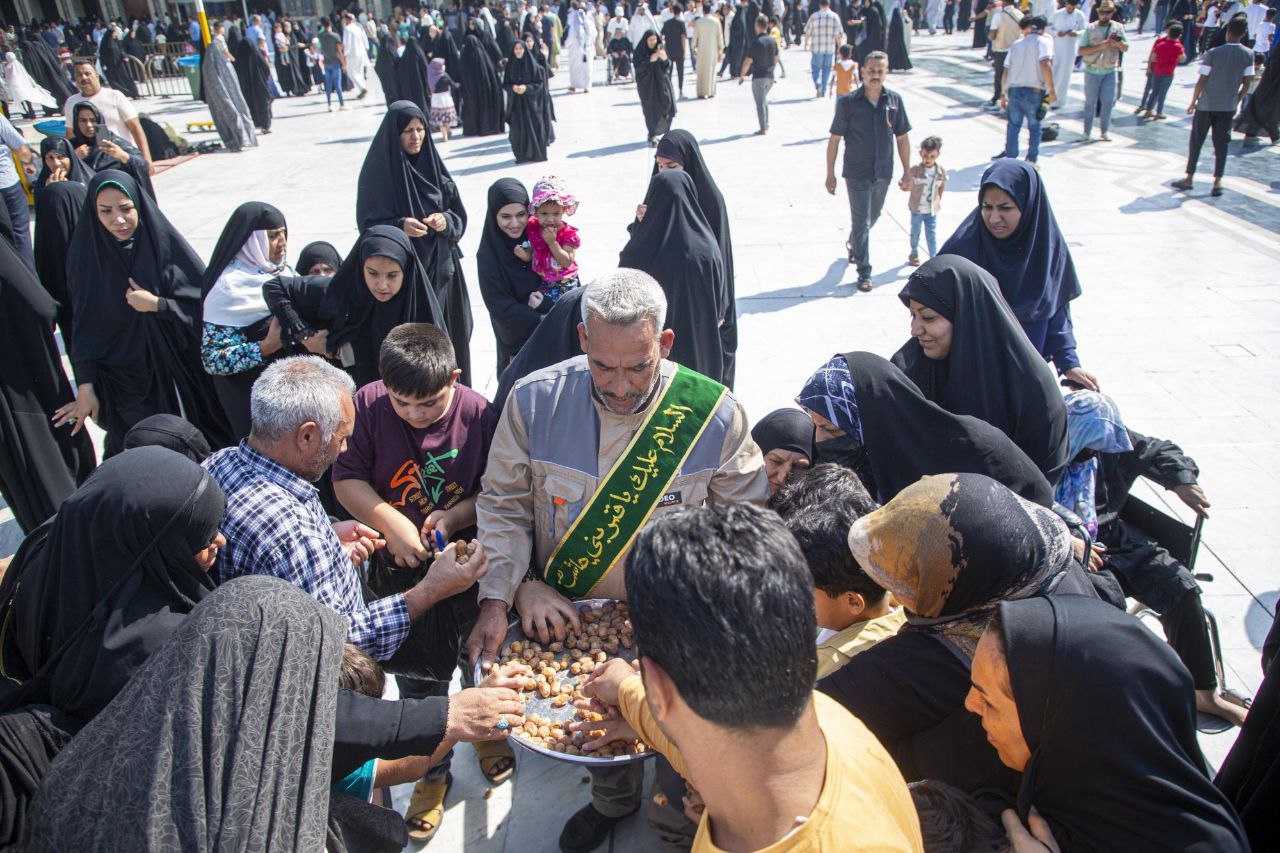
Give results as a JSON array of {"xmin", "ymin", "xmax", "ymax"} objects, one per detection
[{"xmin": 2, "ymin": 25, "xmax": 1278, "ymax": 851}]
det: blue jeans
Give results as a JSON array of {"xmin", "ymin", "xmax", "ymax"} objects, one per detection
[
  {"xmin": 1, "ymin": 182, "xmax": 33, "ymax": 268},
  {"xmin": 1082, "ymin": 71, "xmax": 1116, "ymax": 137},
  {"xmin": 1004, "ymin": 86, "xmax": 1044, "ymax": 162},
  {"xmin": 1141, "ymin": 74, "xmax": 1173, "ymax": 114},
  {"xmin": 910, "ymin": 212, "xmax": 937, "ymax": 258},
  {"xmin": 811, "ymin": 52, "xmax": 834, "ymax": 95},
  {"xmin": 323, "ymin": 65, "xmax": 344, "ymax": 106}
]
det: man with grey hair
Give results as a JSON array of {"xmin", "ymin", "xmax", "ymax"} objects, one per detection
[
  {"xmin": 205, "ymin": 356, "xmax": 490, "ymax": 663},
  {"xmin": 470, "ymin": 271, "xmax": 767, "ymax": 852}
]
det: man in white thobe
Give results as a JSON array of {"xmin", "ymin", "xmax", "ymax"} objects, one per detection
[
  {"xmin": 1051, "ymin": 0, "xmax": 1087, "ymax": 108},
  {"xmin": 342, "ymin": 13, "xmax": 371, "ymax": 98},
  {"xmin": 693, "ymin": 2, "xmax": 725, "ymax": 96}
]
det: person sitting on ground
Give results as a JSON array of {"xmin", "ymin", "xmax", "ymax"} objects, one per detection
[
  {"xmin": 968, "ymin": 595, "xmax": 1250, "ymax": 850},
  {"xmin": 783, "ymin": 491, "xmax": 907, "ymax": 679},
  {"xmin": 750, "ymin": 407, "xmax": 815, "ymax": 495},
  {"xmin": 573, "ymin": 504, "xmax": 925, "ymax": 851},
  {"xmin": 1054, "ymin": 389, "xmax": 1246, "ymax": 726},
  {"xmin": 204, "ymin": 356, "xmax": 488, "ymax": 664},
  {"xmin": 818, "ymin": 473, "xmax": 1097, "ymax": 794}
]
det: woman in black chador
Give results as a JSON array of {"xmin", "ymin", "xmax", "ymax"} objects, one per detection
[
  {"xmin": 633, "ymin": 31, "xmax": 676, "ymax": 145},
  {"xmin": 356, "ymin": 102, "xmax": 472, "ymax": 384},
  {"xmin": 502, "ymin": 40, "xmax": 550, "ymax": 163}
]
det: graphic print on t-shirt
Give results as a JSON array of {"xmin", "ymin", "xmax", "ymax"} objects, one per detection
[{"xmin": 388, "ymin": 449, "xmax": 462, "ymax": 516}]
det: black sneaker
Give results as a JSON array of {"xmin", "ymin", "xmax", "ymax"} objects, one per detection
[{"xmin": 559, "ymin": 803, "xmax": 636, "ymax": 853}]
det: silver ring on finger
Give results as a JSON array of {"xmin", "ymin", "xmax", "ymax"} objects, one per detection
[{"xmin": 496, "ymin": 718, "xmax": 510, "ymax": 731}]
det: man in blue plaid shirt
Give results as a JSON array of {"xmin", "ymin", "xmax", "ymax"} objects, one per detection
[
  {"xmin": 205, "ymin": 357, "xmax": 489, "ymax": 661},
  {"xmin": 804, "ymin": 0, "xmax": 844, "ymax": 97}
]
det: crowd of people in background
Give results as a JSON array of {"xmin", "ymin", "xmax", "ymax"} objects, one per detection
[{"xmin": 0, "ymin": 0, "xmax": 1277, "ymax": 851}]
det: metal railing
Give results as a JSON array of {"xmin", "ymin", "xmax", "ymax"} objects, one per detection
[{"xmin": 72, "ymin": 44, "xmax": 197, "ymax": 100}]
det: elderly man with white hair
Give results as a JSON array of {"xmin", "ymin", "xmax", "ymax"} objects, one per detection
[
  {"xmin": 469, "ymin": 270, "xmax": 768, "ymax": 852},
  {"xmin": 205, "ymin": 356, "xmax": 488, "ymax": 662}
]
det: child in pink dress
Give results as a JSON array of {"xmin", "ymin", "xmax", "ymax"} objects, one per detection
[{"xmin": 515, "ymin": 175, "xmax": 581, "ymax": 308}]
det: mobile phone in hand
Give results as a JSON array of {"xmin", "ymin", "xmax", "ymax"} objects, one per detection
[{"xmin": 94, "ymin": 123, "xmax": 109, "ymax": 148}]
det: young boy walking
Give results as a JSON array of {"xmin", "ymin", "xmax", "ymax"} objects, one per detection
[{"xmin": 904, "ymin": 136, "xmax": 946, "ymax": 266}]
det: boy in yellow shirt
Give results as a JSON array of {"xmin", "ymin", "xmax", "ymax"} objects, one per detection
[{"xmin": 574, "ymin": 505, "xmax": 922, "ymax": 852}]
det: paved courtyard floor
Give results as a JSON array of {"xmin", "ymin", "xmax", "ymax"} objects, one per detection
[{"xmin": 2, "ymin": 27, "xmax": 1278, "ymax": 852}]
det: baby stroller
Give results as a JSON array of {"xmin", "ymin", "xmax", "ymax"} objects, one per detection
[{"xmin": 606, "ymin": 36, "xmax": 632, "ymax": 84}]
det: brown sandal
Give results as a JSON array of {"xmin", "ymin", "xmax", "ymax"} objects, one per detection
[
  {"xmin": 405, "ymin": 774, "xmax": 451, "ymax": 842},
  {"xmin": 475, "ymin": 738, "xmax": 516, "ymax": 785}
]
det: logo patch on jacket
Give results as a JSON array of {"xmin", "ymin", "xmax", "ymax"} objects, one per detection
[{"xmin": 658, "ymin": 491, "xmax": 682, "ymax": 507}]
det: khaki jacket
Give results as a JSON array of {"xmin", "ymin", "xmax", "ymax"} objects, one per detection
[
  {"xmin": 992, "ymin": 6, "xmax": 1025, "ymax": 51},
  {"xmin": 477, "ymin": 357, "xmax": 768, "ymax": 605}
]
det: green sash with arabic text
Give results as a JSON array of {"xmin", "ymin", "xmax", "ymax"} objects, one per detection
[{"xmin": 543, "ymin": 366, "xmax": 727, "ymax": 598}]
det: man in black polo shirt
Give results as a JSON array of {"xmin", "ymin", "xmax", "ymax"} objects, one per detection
[
  {"xmin": 824, "ymin": 51, "xmax": 912, "ymax": 291},
  {"xmin": 740, "ymin": 14, "xmax": 779, "ymax": 134},
  {"xmin": 662, "ymin": 3, "xmax": 690, "ymax": 97}
]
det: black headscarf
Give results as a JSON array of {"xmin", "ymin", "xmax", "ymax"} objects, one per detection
[
  {"xmin": 122, "ymin": 414, "xmax": 212, "ymax": 462},
  {"xmin": 651, "ymin": 130, "xmax": 736, "ymax": 387},
  {"xmin": 891, "ymin": 255, "xmax": 1069, "ymax": 486},
  {"xmin": 27, "ymin": 576, "xmax": 345, "ymax": 851},
  {"xmin": 886, "ymin": 2, "xmax": 912, "ymax": 70},
  {"xmin": 396, "ymin": 37, "xmax": 434, "ymax": 114},
  {"xmin": 67, "ymin": 101, "xmax": 156, "ymax": 199},
  {"xmin": 226, "ymin": 22, "xmax": 244, "ymax": 56},
  {"xmin": 321, "ymin": 225, "xmax": 445, "ymax": 387},
  {"xmin": 32, "ymin": 138, "xmax": 94, "ymax": 196},
  {"xmin": 296, "ymin": 240, "xmax": 342, "ymax": 275},
  {"xmin": 0, "ymin": 219, "xmax": 95, "ymax": 534},
  {"xmin": 999, "ymin": 595, "xmax": 1250, "ymax": 851},
  {"xmin": 233, "ymin": 35, "xmax": 273, "ymax": 131},
  {"xmin": 199, "ymin": 201, "xmax": 286, "ymax": 301},
  {"xmin": 66, "ymin": 171, "xmax": 233, "ymax": 450},
  {"xmin": 503, "ymin": 42, "xmax": 549, "ymax": 163},
  {"xmin": 633, "ymin": 31, "xmax": 676, "ymax": 137},
  {"xmin": 493, "ymin": 286, "xmax": 585, "ymax": 411},
  {"xmin": 459, "ymin": 31, "xmax": 506, "ymax": 137},
  {"xmin": 750, "ymin": 408, "xmax": 815, "ymax": 461},
  {"xmin": 619, "ymin": 169, "xmax": 728, "ymax": 384},
  {"xmin": 32, "ymin": 179, "xmax": 86, "ymax": 346},
  {"xmin": 97, "ymin": 29, "xmax": 139, "ymax": 99},
  {"xmin": 356, "ymin": 101, "xmax": 472, "ymax": 385},
  {"xmin": 797, "ymin": 352, "xmax": 1054, "ymax": 506},
  {"xmin": 477, "ymin": 178, "xmax": 542, "ymax": 367},
  {"xmin": 938, "ymin": 159, "xmax": 1081, "ymax": 326},
  {"xmin": 0, "ymin": 447, "xmax": 223, "ymax": 722}
]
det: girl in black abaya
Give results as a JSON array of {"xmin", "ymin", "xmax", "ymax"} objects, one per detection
[
  {"xmin": 263, "ymin": 225, "xmax": 446, "ymax": 387},
  {"xmin": 31, "ymin": 180, "xmax": 85, "ymax": 349},
  {"xmin": 375, "ymin": 33, "xmax": 404, "ymax": 105},
  {"xmin": 857, "ymin": 0, "xmax": 887, "ymax": 64},
  {"xmin": 796, "ymin": 352, "xmax": 1053, "ymax": 507},
  {"xmin": 356, "ymin": 101, "xmax": 473, "ymax": 385},
  {"xmin": 96, "ymin": 29, "xmax": 139, "ymax": 99},
  {"xmin": 477, "ymin": 178, "xmax": 544, "ymax": 372},
  {"xmin": 460, "ymin": 30, "xmax": 507, "ymax": 137},
  {"xmin": 619, "ymin": 169, "xmax": 727, "ymax": 384},
  {"xmin": 648, "ymin": 130, "xmax": 738, "ymax": 387},
  {"xmin": 68, "ymin": 101, "xmax": 155, "ymax": 199},
  {"xmin": 891, "ymin": 255, "xmax": 1069, "ymax": 486},
  {"xmin": 886, "ymin": 0, "xmax": 913, "ymax": 70},
  {"xmin": 397, "ymin": 35, "xmax": 436, "ymax": 115},
  {"xmin": 634, "ymin": 31, "xmax": 676, "ymax": 144},
  {"xmin": 0, "ymin": 220, "xmax": 95, "ymax": 535},
  {"xmin": 503, "ymin": 40, "xmax": 550, "ymax": 163},
  {"xmin": 199, "ymin": 202, "xmax": 291, "ymax": 439},
  {"xmin": 234, "ymin": 36, "xmax": 274, "ymax": 132},
  {"xmin": 57, "ymin": 171, "xmax": 233, "ymax": 455},
  {"xmin": 523, "ymin": 32, "xmax": 558, "ymax": 144},
  {"xmin": 975, "ymin": 596, "xmax": 1249, "ymax": 851}
]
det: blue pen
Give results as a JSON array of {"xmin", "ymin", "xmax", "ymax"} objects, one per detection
[{"xmin": 433, "ymin": 530, "xmax": 447, "ymax": 553}]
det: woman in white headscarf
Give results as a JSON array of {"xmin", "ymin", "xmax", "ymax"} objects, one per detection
[
  {"xmin": 199, "ymin": 202, "xmax": 291, "ymax": 439},
  {"xmin": 565, "ymin": 2, "xmax": 597, "ymax": 91}
]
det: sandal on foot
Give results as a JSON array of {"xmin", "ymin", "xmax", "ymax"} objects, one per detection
[
  {"xmin": 475, "ymin": 738, "xmax": 515, "ymax": 785},
  {"xmin": 1211, "ymin": 185, "xmax": 1224, "ymax": 197},
  {"xmin": 1220, "ymin": 687, "xmax": 1253, "ymax": 710},
  {"xmin": 1171, "ymin": 178, "xmax": 1193, "ymax": 191},
  {"xmin": 857, "ymin": 278, "xmax": 873, "ymax": 292},
  {"xmin": 405, "ymin": 774, "xmax": 451, "ymax": 842}
]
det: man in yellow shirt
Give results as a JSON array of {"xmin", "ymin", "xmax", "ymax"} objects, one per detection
[{"xmin": 574, "ymin": 504, "xmax": 923, "ymax": 852}]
